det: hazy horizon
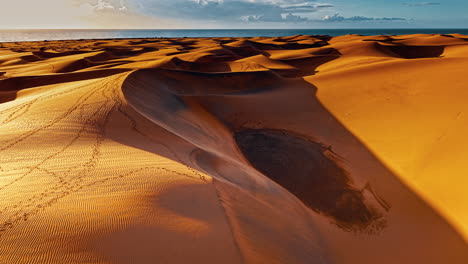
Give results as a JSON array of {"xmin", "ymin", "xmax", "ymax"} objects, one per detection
[
  {"xmin": 2, "ymin": 28, "xmax": 468, "ymax": 43},
  {"xmin": 2, "ymin": 27, "xmax": 468, "ymax": 30}
]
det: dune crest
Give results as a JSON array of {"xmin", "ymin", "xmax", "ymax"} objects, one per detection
[{"xmin": 0, "ymin": 34, "xmax": 468, "ymax": 263}]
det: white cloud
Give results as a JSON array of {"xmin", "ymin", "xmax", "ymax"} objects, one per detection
[
  {"xmin": 95, "ymin": 0, "xmax": 115, "ymax": 10},
  {"xmin": 0, "ymin": 0, "xmax": 175, "ymax": 29},
  {"xmin": 322, "ymin": 13, "xmax": 406, "ymax": 22},
  {"xmin": 137, "ymin": 0, "xmax": 333, "ymax": 22},
  {"xmin": 0, "ymin": 0, "xmax": 412, "ymax": 28},
  {"xmin": 403, "ymin": 2, "xmax": 440, "ymax": 7}
]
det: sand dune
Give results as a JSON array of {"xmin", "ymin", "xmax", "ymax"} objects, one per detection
[{"xmin": 0, "ymin": 34, "xmax": 467, "ymax": 263}]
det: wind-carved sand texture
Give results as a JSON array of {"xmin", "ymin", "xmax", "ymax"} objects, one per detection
[{"xmin": 0, "ymin": 34, "xmax": 468, "ymax": 263}]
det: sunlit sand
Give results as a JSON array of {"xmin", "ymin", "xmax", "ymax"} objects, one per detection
[{"xmin": 0, "ymin": 34, "xmax": 467, "ymax": 263}]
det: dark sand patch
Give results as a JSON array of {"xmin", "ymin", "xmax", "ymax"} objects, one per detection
[{"xmin": 235, "ymin": 129, "xmax": 386, "ymax": 232}]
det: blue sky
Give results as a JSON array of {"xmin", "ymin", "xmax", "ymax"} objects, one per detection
[{"xmin": 0, "ymin": 0, "xmax": 466, "ymax": 29}]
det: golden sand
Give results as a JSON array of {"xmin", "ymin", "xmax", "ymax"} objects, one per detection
[{"xmin": 0, "ymin": 34, "xmax": 467, "ymax": 263}]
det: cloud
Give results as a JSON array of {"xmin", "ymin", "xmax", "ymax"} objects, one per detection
[
  {"xmin": 279, "ymin": 2, "xmax": 334, "ymax": 13},
  {"xmin": 72, "ymin": 1, "xmax": 408, "ymax": 25},
  {"xmin": 133, "ymin": 1, "xmax": 411, "ymax": 24},
  {"xmin": 247, "ymin": 13, "xmax": 308, "ymax": 22},
  {"xmin": 76, "ymin": 0, "xmax": 130, "ymax": 12},
  {"xmin": 284, "ymin": 13, "xmax": 309, "ymax": 22},
  {"xmin": 403, "ymin": 2, "xmax": 440, "ymax": 7},
  {"xmin": 70, "ymin": 0, "xmax": 175, "ymax": 28},
  {"xmin": 322, "ymin": 13, "xmax": 406, "ymax": 22},
  {"xmin": 137, "ymin": 0, "xmax": 333, "ymax": 22},
  {"xmin": 95, "ymin": 0, "xmax": 115, "ymax": 10},
  {"xmin": 246, "ymin": 11, "xmax": 407, "ymax": 23},
  {"xmin": 4, "ymin": 0, "xmax": 407, "ymax": 28}
]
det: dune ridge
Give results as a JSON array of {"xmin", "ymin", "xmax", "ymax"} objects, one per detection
[{"xmin": 0, "ymin": 34, "xmax": 468, "ymax": 263}]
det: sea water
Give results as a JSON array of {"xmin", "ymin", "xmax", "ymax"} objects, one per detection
[{"xmin": 1, "ymin": 29, "xmax": 468, "ymax": 42}]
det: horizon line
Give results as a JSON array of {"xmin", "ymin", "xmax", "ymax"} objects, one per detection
[{"xmin": 1, "ymin": 27, "xmax": 468, "ymax": 31}]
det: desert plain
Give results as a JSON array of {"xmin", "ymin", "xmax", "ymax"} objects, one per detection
[{"xmin": 0, "ymin": 34, "xmax": 468, "ymax": 263}]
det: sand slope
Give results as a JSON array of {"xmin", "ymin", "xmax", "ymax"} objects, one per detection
[{"xmin": 0, "ymin": 34, "xmax": 467, "ymax": 263}]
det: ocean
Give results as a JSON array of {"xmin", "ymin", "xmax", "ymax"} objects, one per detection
[{"xmin": 1, "ymin": 29, "xmax": 468, "ymax": 42}]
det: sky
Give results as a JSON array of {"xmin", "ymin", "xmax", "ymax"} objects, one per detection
[{"xmin": 0, "ymin": 0, "xmax": 466, "ymax": 29}]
